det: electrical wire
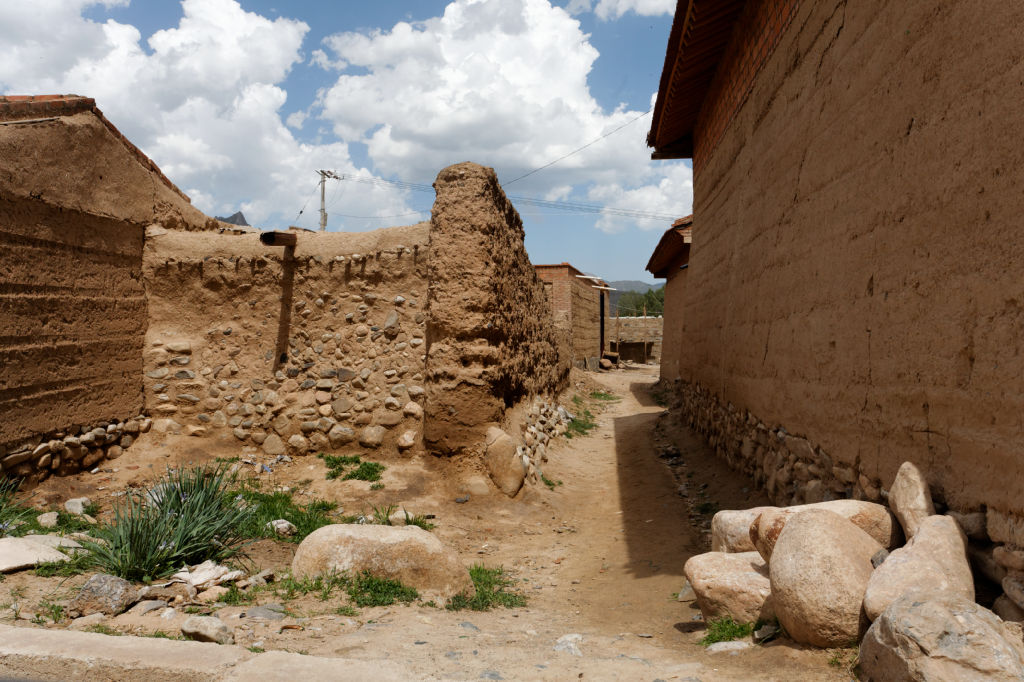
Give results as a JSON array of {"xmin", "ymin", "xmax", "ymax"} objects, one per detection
[
  {"xmin": 293, "ymin": 180, "xmax": 320, "ymax": 224},
  {"xmin": 502, "ymin": 108, "xmax": 653, "ymax": 186}
]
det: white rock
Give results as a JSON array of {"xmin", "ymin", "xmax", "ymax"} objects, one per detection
[
  {"xmin": 36, "ymin": 512, "xmax": 59, "ymax": 528},
  {"xmin": 888, "ymin": 461, "xmax": 935, "ymax": 539},
  {"xmin": 397, "ymin": 430, "xmax": 417, "ymax": 450},
  {"xmin": 706, "ymin": 641, "xmax": 752, "ymax": 654},
  {"xmin": 64, "ymin": 497, "xmax": 91, "ymax": 515},
  {"xmin": 0, "ymin": 537, "xmax": 69, "ymax": 572},
  {"xmin": 553, "ymin": 633, "xmax": 583, "ymax": 657},
  {"xmin": 267, "ymin": 519, "xmax": 298, "ymax": 537}
]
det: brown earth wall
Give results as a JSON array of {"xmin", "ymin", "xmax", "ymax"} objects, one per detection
[
  {"xmin": 142, "ymin": 225, "xmax": 431, "ymax": 455},
  {"xmin": 569, "ymin": 278, "xmax": 603, "ymax": 365},
  {"xmin": 674, "ymin": 0, "xmax": 1024, "ymax": 542},
  {"xmin": 0, "ymin": 196, "xmax": 147, "ymax": 480},
  {"xmin": 660, "ymin": 269, "xmax": 687, "ymax": 381},
  {"xmin": 425, "ymin": 162, "xmax": 569, "ymax": 455},
  {"xmin": 606, "ymin": 316, "xmax": 663, "ymax": 363}
]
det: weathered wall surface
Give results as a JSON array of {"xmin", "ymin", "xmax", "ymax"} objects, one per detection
[
  {"xmin": 143, "ymin": 225, "xmax": 430, "ymax": 455},
  {"xmin": 0, "ymin": 196, "xmax": 147, "ymax": 479},
  {"xmin": 535, "ymin": 264, "xmax": 605, "ymax": 366},
  {"xmin": 661, "ymin": 269, "xmax": 687, "ymax": 380},
  {"xmin": 675, "ymin": 0, "xmax": 1024, "ymax": 536},
  {"xmin": 425, "ymin": 163, "xmax": 569, "ymax": 455},
  {"xmin": 607, "ymin": 316, "xmax": 663, "ymax": 363}
]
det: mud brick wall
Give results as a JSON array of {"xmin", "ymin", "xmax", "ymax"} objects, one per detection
[
  {"xmin": 425, "ymin": 162, "xmax": 569, "ymax": 455},
  {"xmin": 672, "ymin": 0, "xmax": 1024, "ymax": 542},
  {"xmin": 606, "ymin": 316, "xmax": 663, "ymax": 363},
  {"xmin": 0, "ymin": 196, "xmax": 147, "ymax": 482},
  {"xmin": 142, "ymin": 225, "xmax": 430, "ymax": 455},
  {"xmin": 535, "ymin": 263, "xmax": 605, "ymax": 367}
]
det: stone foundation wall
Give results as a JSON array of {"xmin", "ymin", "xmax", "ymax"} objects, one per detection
[
  {"xmin": 669, "ymin": 378, "xmax": 1024, "ymax": 596},
  {"xmin": 142, "ymin": 225, "xmax": 431, "ymax": 456}
]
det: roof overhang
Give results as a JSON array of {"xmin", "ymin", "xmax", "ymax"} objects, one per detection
[
  {"xmin": 647, "ymin": 0, "xmax": 747, "ymax": 160},
  {"xmin": 646, "ymin": 215, "xmax": 693, "ymax": 277}
]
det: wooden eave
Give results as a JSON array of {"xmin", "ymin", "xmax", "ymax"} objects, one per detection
[
  {"xmin": 647, "ymin": 0, "xmax": 747, "ymax": 159},
  {"xmin": 646, "ymin": 216, "xmax": 694, "ymax": 278}
]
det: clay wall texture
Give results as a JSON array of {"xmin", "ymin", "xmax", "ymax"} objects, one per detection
[
  {"xmin": 0, "ymin": 198, "xmax": 145, "ymax": 458},
  {"xmin": 426, "ymin": 163, "xmax": 569, "ymax": 455},
  {"xmin": 660, "ymin": 267, "xmax": 688, "ymax": 381},
  {"xmin": 143, "ymin": 226, "xmax": 430, "ymax": 454},
  {"xmin": 674, "ymin": 0, "xmax": 1024, "ymax": 533},
  {"xmin": 535, "ymin": 264, "xmax": 606, "ymax": 365}
]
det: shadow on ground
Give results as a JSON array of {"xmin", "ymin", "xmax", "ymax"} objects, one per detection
[{"xmin": 611, "ymin": 378, "xmax": 702, "ymax": 579}]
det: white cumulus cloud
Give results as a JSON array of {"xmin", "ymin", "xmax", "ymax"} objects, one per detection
[{"xmin": 566, "ymin": 0, "xmax": 676, "ymax": 20}]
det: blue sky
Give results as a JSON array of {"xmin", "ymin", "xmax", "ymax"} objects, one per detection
[{"xmin": 2, "ymin": 0, "xmax": 692, "ymax": 282}]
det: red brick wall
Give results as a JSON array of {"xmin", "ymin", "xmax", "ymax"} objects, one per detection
[
  {"xmin": 535, "ymin": 264, "xmax": 603, "ymax": 364},
  {"xmin": 693, "ymin": 0, "xmax": 801, "ymax": 173}
]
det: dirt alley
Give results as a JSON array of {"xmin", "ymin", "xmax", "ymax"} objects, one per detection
[{"xmin": 5, "ymin": 367, "xmax": 848, "ymax": 681}]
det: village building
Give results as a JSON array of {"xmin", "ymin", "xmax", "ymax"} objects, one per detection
[
  {"xmin": 534, "ymin": 262, "xmax": 610, "ymax": 369},
  {"xmin": 645, "ymin": 215, "xmax": 691, "ymax": 380},
  {"xmin": 647, "ymin": 0, "xmax": 1024, "ymax": 552}
]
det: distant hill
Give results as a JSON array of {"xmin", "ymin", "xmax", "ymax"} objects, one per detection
[
  {"xmin": 215, "ymin": 211, "xmax": 250, "ymax": 226},
  {"xmin": 607, "ymin": 280, "xmax": 658, "ymax": 311}
]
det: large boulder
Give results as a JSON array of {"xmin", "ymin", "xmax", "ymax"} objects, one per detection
[
  {"xmin": 683, "ymin": 551, "xmax": 774, "ymax": 623},
  {"xmin": 889, "ymin": 461, "xmax": 935, "ymax": 540},
  {"xmin": 291, "ymin": 524, "xmax": 473, "ymax": 601},
  {"xmin": 861, "ymin": 592, "xmax": 1024, "ymax": 681},
  {"xmin": 749, "ymin": 499, "xmax": 900, "ymax": 563},
  {"xmin": 711, "ymin": 508, "xmax": 773, "ymax": 553},
  {"xmin": 483, "ymin": 427, "xmax": 525, "ymax": 497},
  {"xmin": 863, "ymin": 515, "xmax": 973, "ymax": 621},
  {"xmin": 769, "ymin": 509, "xmax": 881, "ymax": 648}
]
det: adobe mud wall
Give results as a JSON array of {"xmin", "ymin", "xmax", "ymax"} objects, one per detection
[
  {"xmin": 143, "ymin": 225, "xmax": 430, "ymax": 455},
  {"xmin": 660, "ymin": 269, "xmax": 687, "ymax": 381},
  {"xmin": 0, "ymin": 196, "xmax": 147, "ymax": 481},
  {"xmin": 535, "ymin": 264, "xmax": 605, "ymax": 367},
  {"xmin": 425, "ymin": 163, "xmax": 569, "ymax": 455},
  {"xmin": 606, "ymin": 316, "xmax": 663, "ymax": 363},
  {"xmin": 674, "ymin": 0, "xmax": 1024, "ymax": 540}
]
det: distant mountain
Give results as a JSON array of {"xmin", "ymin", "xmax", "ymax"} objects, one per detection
[
  {"xmin": 215, "ymin": 211, "xmax": 250, "ymax": 226},
  {"xmin": 607, "ymin": 280, "xmax": 658, "ymax": 311}
]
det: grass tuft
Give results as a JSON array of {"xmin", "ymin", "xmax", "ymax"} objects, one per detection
[
  {"xmin": 347, "ymin": 571, "xmax": 418, "ymax": 607},
  {"xmin": 0, "ymin": 478, "xmax": 33, "ymax": 537},
  {"xmin": 318, "ymin": 454, "xmax": 385, "ymax": 482},
  {"xmin": 34, "ymin": 550, "xmax": 95, "ymax": 578},
  {"xmin": 235, "ymin": 489, "xmax": 338, "ymax": 543},
  {"xmin": 540, "ymin": 474, "xmax": 562, "ymax": 490},
  {"xmin": 565, "ymin": 409, "xmax": 596, "ymax": 438},
  {"xmin": 589, "ymin": 390, "xmax": 618, "ymax": 401},
  {"xmin": 699, "ymin": 617, "xmax": 755, "ymax": 646},
  {"xmin": 447, "ymin": 565, "xmax": 526, "ymax": 611}
]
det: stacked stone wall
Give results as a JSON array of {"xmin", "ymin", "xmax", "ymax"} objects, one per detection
[{"xmin": 142, "ymin": 225, "xmax": 430, "ymax": 456}]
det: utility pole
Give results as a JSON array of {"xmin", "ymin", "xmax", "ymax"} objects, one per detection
[{"xmin": 317, "ymin": 170, "xmax": 339, "ymax": 231}]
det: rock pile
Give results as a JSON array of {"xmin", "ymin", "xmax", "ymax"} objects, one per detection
[
  {"xmin": 0, "ymin": 415, "xmax": 151, "ymax": 483},
  {"xmin": 483, "ymin": 399, "xmax": 571, "ymax": 497},
  {"xmin": 683, "ymin": 461, "xmax": 1024, "ymax": 677}
]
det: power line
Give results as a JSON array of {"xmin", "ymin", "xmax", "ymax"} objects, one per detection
[
  {"xmin": 335, "ymin": 174, "xmax": 678, "ymax": 222},
  {"xmin": 293, "ymin": 181, "xmax": 320, "ymax": 224},
  {"xmin": 502, "ymin": 108, "xmax": 653, "ymax": 186}
]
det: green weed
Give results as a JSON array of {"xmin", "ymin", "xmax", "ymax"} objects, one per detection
[
  {"xmin": 400, "ymin": 509, "xmax": 436, "ymax": 531},
  {"xmin": 318, "ymin": 454, "xmax": 385, "ymax": 482},
  {"xmin": 248, "ymin": 646, "xmax": 265, "ymax": 653},
  {"xmin": 589, "ymin": 390, "xmax": 618, "ymax": 401},
  {"xmin": 370, "ymin": 482, "xmax": 385, "ymax": 490},
  {"xmin": 83, "ymin": 623, "xmax": 123, "ymax": 636},
  {"xmin": 336, "ymin": 604, "xmax": 359, "ymax": 617},
  {"xmin": 565, "ymin": 409, "xmax": 596, "ymax": 438},
  {"xmin": 699, "ymin": 617, "xmax": 754, "ymax": 646},
  {"xmin": 540, "ymin": 474, "xmax": 562, "ymax": 490},
  {"xmin": 217, "ymin": 583, "xmax": 253, "ymax": 606},
  {"xmin": 34, "ymin": 550, "xmax": 95, "ymax": 578},
  {"xmin": 144, "ymin": 630, "xmax": 185, "ymax": 640},
  {"xmin": 0, "ymin": 477, "xmax": 33, "ymax": 537},
  {"xmin": 371, "ymin": 504, "xmax": 397, "ymax": 525},
  {"xmin": 234, "ymin": 489, "xmax": 337, "ymax": 543},
  {"xmin": 347, "ymin": 571, "xmax": 418, "ymax": 607},
  {"xmin": 446, "ymin": 565, "xmax": 526, "ymax": 611},
  {"xmin": 35, "ymin": 598, "xmax": 64, "ymax": 624},
  {"xmin": 344, "ymin": 462, "xmax": 385, "ymax": 482}
]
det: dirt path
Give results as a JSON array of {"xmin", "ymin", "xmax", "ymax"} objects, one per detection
[{"xmin": 5, "ymin": 368, "xmax": 848, "ymax": 680}]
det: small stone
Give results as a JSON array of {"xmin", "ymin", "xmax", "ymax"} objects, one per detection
[
  {"xmin": 403, "ymin": 401, "xmax": 423, "ymax": 419},
  {"xmin": 64, "ymin": 497, "xmax": 91, "ymax": 515},
  {"xmin": 463, "ymin": 476, "xmax": 489, "ymax": 497},
  {"xmin": 359, "ymin": 426, "xmax": 387, "ymax": 448},
  {"xmin": 181, "ymin": 615, "xmax": 234, "ymax": 645},
  {"xmin": 128, "ymin": 600, "xmax": 168, "ymax": 616},
  {"xmin": 36, "ymin": 511, "xmax": 59, "ymax": 528},
  {"xmin": 243, "ymin": 605, "xmax": 286, "ymax": 621},
  {"xmin": 267, "ymin": 519, "xmax": 298, "ymax": 536},
  {"xmin": 69, "ymin": 574, "xmax": 138, "ymax": 616},
  {"xmin": 262, "ymin": 433, "xmax": 286, "ymax": 456},
  {"xmin": 397, "ymin": 430, "xmax": 417, "ymax": 450},
  {"xmin": 287, "ymin": 434, "xmax": 310, "ymax": 453},
  {"xmin": 706, "ymin": 641, "xmax": 752, "ymax": 654},
  {"xmin": 384, "ymin": 397, "xmax": 401, "ymax": 410},
  {"xmin": 553, "ymin": 633, "xmax": 583, "ymax": 657},
  {"xmin": 198, "ymin": 586, "xmax": 230, "ymax": 603}
]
